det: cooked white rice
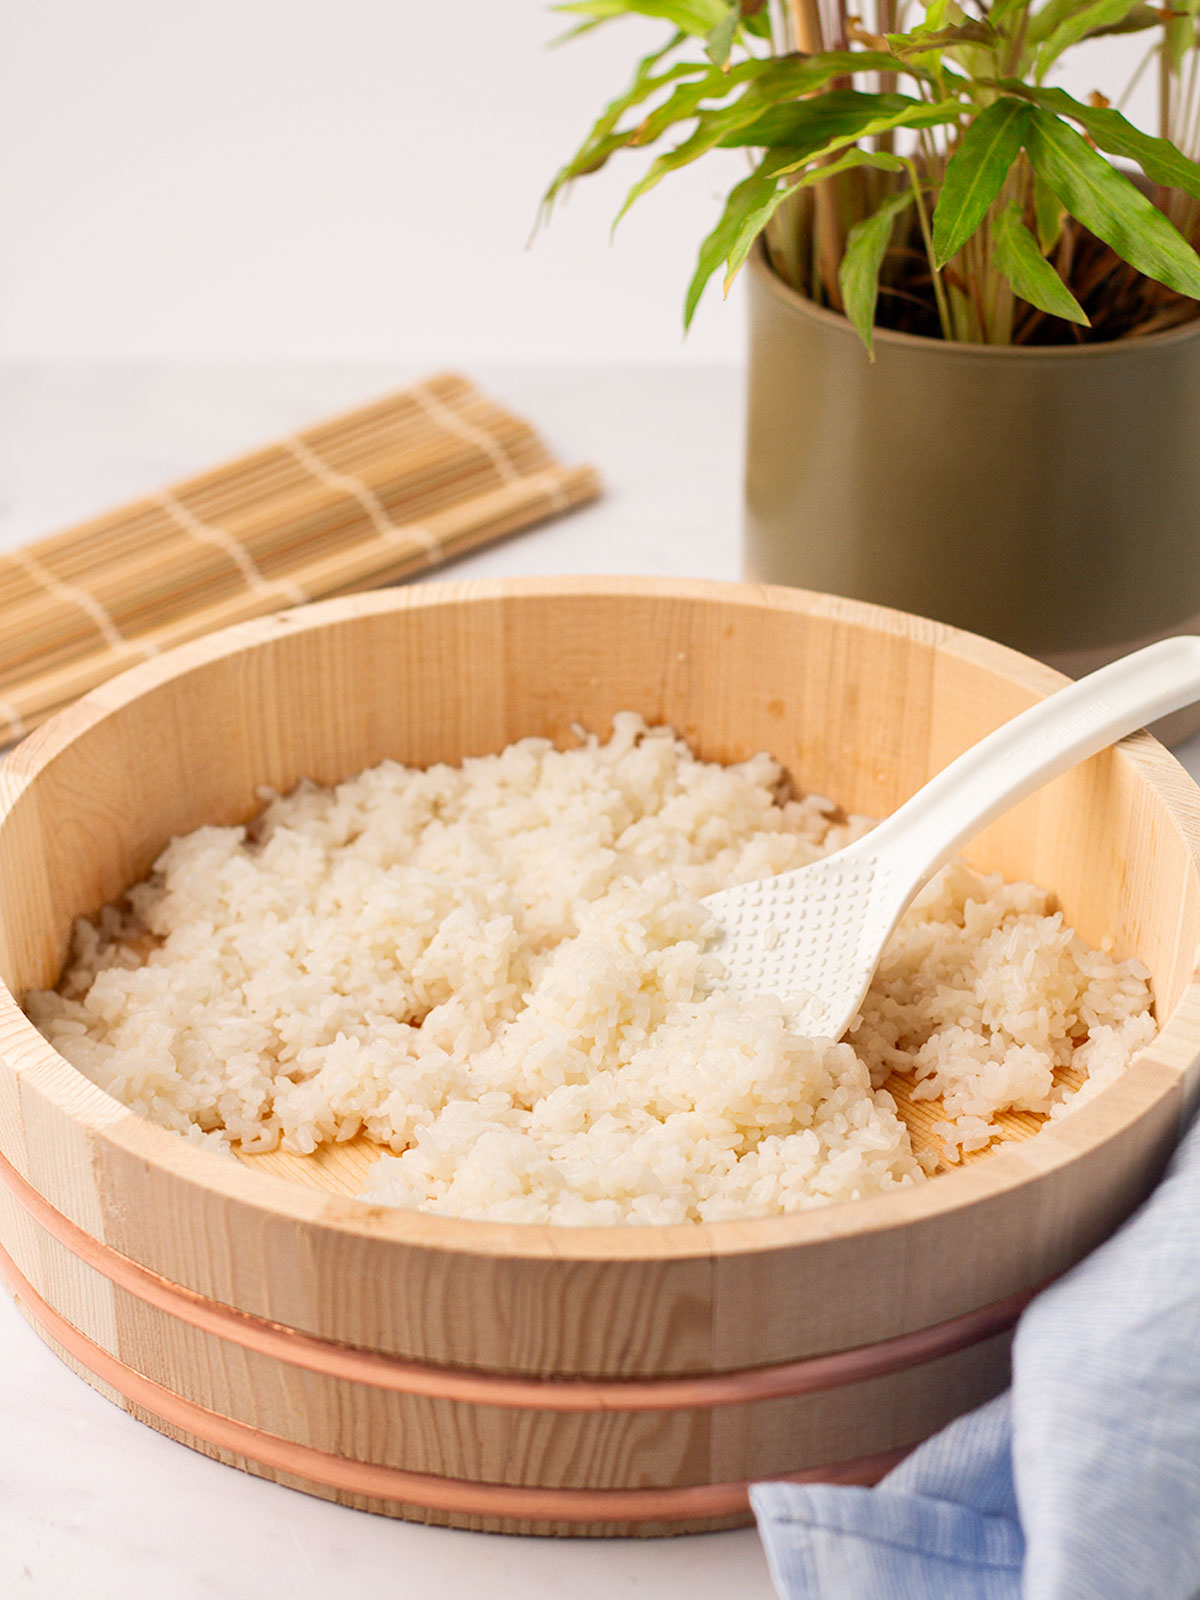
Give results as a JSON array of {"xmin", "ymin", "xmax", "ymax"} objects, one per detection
[{"xmin": 25, "ymin": 713, "xmax": 1156, "ymax": 1225}]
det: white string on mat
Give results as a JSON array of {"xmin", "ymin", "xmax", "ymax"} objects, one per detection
[
  {"xmin": 537, "ymin": 468, "xmax": 575, "ymax": 515},
  {"xmin": 281, "ymin": 436, "xmax": 441, "ymax": 562},
  {"xmin": 152, "ymin": 491, "xmax": 309, "ymax": 607},
  {"xmin": 408, "ymin": 382, "xmax": 524, "ymax": 486},
  {"xmin": 7, "ymin": 548, "xmax": 155, "ymax": 659}
]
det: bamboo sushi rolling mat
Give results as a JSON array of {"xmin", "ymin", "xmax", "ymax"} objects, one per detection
[{"xmin": 0, "ymin": 373, "xmax": 601, "ymax": 744}]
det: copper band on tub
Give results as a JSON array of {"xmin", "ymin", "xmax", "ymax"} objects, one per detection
[
  {"xmin": 0, "ymin": 1236, "xmax": 909, "ymax": 1524},
  {"xmin": 0, "ymin": 1144, "xmax": 1034, "ymax": 1411}
]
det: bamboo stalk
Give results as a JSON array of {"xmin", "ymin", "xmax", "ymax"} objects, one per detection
[
  {"xmin": 785, "ymin": 0, "xmax": 822, "ymax": 50},
  {"xmin": 0, "ymin": 378, "xmax": 601, "ymax": 742}
]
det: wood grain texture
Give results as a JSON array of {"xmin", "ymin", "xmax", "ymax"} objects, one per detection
[{"xmin": 1, "ymin": 576, "xmax": 1198, "ymax": 1534}]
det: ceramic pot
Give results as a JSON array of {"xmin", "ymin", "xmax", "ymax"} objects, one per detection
[{"xmin": 744, "ymin": 246, "xmax": 1200, "ymax": 738}]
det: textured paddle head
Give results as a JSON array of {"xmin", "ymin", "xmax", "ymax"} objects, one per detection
[
  {"xmin": 702, "ymin": 846, "xmax": 900, "ymax": 1041},
  {"xmin": 703, "ymin": 637, "xmax": 1200, "ymax": 1039}
]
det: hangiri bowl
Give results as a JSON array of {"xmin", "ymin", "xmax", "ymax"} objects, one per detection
[{"xmin": 0, "ymin": 576, "xmax": 1198, "ymax": 1536}]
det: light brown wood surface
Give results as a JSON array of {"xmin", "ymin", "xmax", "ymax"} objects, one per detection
[{"xmin": 1, "ymin": 577, "xmax": 1198, "ymax": 1535}]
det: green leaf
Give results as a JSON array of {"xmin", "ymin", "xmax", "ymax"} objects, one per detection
[
  {"xmin": 668, "ymin": 96, "xmax": 947, "ymax": 310},
  {"xmin": 1033, "ymin": 170, "xmax": 1066, "ymax": 253},
  {"xmin": 724, "ymin": 149, "xmax": 906, "ymax": 287},
  {"xmin": 932, "ymin": 99, "xmax": 1031, "ymax": 267},
  {"xmin": 626, "ymin": 53, "xmax": 766, "ymax": 147},
  {"xmin": 704, "ymin": 2, "xmax": 739, "ymax": 66},
  {"xmin": 1032, "ymin": 0, "xmax": 1146, "ymax": 79},
  {"xmin": 742, "ymin": 3, "xmax": 773, "ymax": 39},
  {"xmin": 549, "ymin": 15, "xmax": 612, "ymax": 44},
  {"xmin": 991, "ymin": 200, "xmax": 1089, "ymax": 323},
  {"xmin": 1026, "ymin": 0, "xmax": 1096, "ymax": 39},
  {"xmin": 751, "ymin": 96, "xmax": 960, "ymax": 180},
  {"xmin": 1007, "ymin": 83, "xmax": 1200, "ymax": 202},
  {"xmin": 707, "ymin": 96, "xmax": 958, "ymax": 251},
  {"xmin": 838, "ymin": 189, "xmax": 917, "ymax": 357},
  {"xmin": 545, "ymin": 50, "xmax": 765, "ymax": 211},
  {"xmin": 684, "ymin": 95, "xmax": 941, "ymax": 320},
  {"xmin": 555, "ymin": 0, "xmax": 728, "ymax": 36},
  {"xmin": 612, "ymin": 50, "xmax": 903, "ymax": 223},
  {"xmin": 885, "ymin": 20, "xmax": 996, "ymax": 55},
  {"xmin": 1091, "ymin": 1, "xmax": 1166, "ymax": 33},
  {"xmin": 542, "ymin": 52, "xmax": 705, "ymax": 208},
  {"xmin": 719, "ymin": 88, "xmax": 923, "ymax": 147},
  {"xmin": 1025, "ymin": 0, "xmax": 1075, "ymax": 40},
  {"xmin": 711, "ymin": 100, "xmax": 959, "ymax": 273},
  {"xmin": 775, "ymin": 95, "xmax": 962, "ymax": 156},
  {"xmin": 1024, "ymin": 108, "xmax": 1200, "ymax": 299},
  {"xmin": 684, "ymin": 149, "xmax": 798, "ymax": 325}
]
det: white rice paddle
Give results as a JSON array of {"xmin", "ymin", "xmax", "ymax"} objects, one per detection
[{"xmin": 703, "ymin": 636, "xmax": 1200, "ymax": 1041}]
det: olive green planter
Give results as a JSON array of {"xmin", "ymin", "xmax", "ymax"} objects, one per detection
[{"xmin": 744, "ymin": 246, "xmax": 1200, "ymax": 735}]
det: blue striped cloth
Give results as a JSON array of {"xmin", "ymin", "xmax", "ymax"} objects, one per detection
[{"xmin": 751, "ymin": 1109, "xmax": 1200, "ymax": 1600}]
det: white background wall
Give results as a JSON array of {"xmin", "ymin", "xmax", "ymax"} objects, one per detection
[{"xmin": 0, "ymin": 6, "xmax": 1155, "ymax": 364}]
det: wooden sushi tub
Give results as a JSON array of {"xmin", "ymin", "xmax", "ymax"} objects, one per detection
[{"xmin": 1, "ymin": 576, "xmax": 1198, "ymax": 1536}]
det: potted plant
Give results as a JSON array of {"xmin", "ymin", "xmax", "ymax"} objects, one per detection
[{"xmin": 542, "ymin": 1, "xmax": 1200, "ymax": 720}]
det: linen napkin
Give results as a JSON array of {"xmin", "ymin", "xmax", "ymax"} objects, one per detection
[{"xmin": 751, "ymin": 1107, "xmax": 1200, "ymax": 1600}]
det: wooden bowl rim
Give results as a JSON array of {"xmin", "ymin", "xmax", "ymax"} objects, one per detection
[{"xmin": 3, "ymin": 574, "xmax": 1199, "ymax": 1264}]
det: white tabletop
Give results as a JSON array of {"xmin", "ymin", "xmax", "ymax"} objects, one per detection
[{"xmin": 2, "ymin": 364, "xmax": 1197, "ymax": 1600}]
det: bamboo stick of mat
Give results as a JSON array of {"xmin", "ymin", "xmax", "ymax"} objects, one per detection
[{"xmin": 0, "ymin": 375, "xmax": 601, "ymax": 742}]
